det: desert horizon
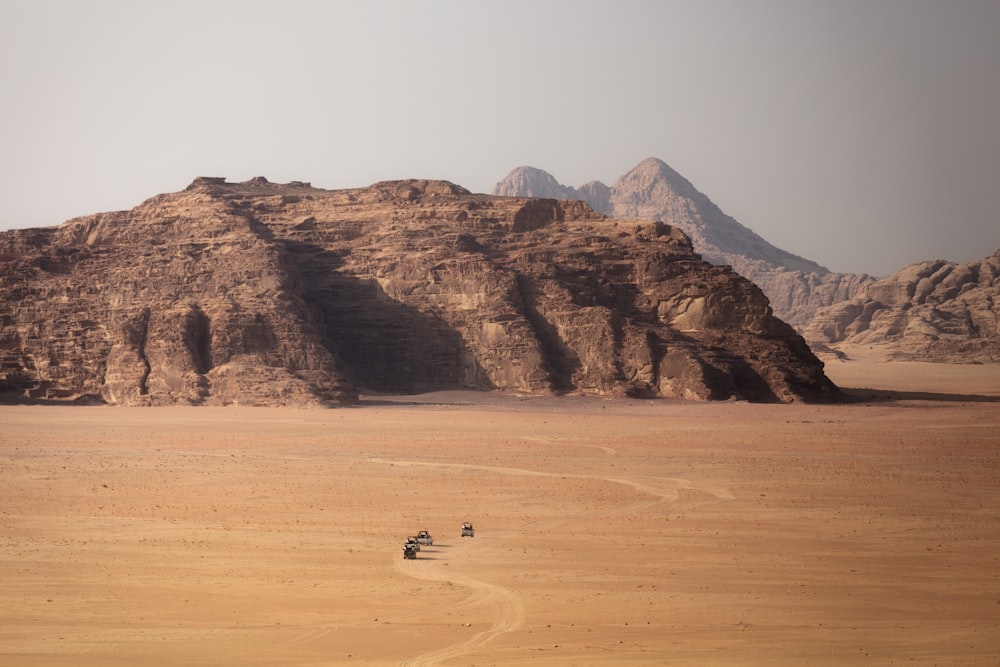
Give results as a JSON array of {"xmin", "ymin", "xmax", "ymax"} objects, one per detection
[
  {"xmin": 2, "ymin": 351, "xmax": 999, "ymax": 665},
  {"xmin": 5, "ymin": 4, "xmax": 1000, "ymax": 664}
]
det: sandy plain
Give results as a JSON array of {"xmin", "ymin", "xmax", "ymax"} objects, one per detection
[{"xmin": 2, "ymin": 347, "xmax": 999, "ymax": 666}]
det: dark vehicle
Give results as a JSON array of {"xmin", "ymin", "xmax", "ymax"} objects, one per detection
[
  {"xmin": 461, "ymin": 522, "xmax": 474, "ymax": 537},
  {"xmin": 403, "ymin": 543, "xmax": 417, "ymax": 559}
]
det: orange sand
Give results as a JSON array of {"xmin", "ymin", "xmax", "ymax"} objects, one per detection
[{"xmin": 2, "ymin": 355, "xmax": 999, "ymax": 665}]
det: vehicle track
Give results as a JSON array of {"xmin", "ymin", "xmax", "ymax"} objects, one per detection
[
  {"xmin": 378, "ymin": 457, "xmax": 732, "ymax": 665},
  {"xmin": 370, "ymin": 458, "xmax": 732, "ymax": 506},
  {"xmin": 393, "ymin": 543, "xmax": 524, "ymax": 667}
]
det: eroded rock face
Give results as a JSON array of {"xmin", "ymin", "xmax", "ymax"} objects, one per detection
[
  {"xmin": 494, "ymin": 159, "xmax": 1000, "ymax": 363},
  {"xmin": 0, "ymin": 177, "xmax": 840, "ymax": 404},
  {"xmin": 494, "ymin": 159, "xmax": 875, "ymax": 330},
  {"xmin": 803, "ymin": 252, "xmax": 1000, "ymax": 362}
]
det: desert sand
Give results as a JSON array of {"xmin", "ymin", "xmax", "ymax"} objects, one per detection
[{"xmin": 2, "ymin": 352, "xmax": 999, "ymax": 666}]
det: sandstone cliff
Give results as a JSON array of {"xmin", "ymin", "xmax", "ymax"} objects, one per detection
[
  {"xmin": 493, "ymin": 160, "xmax": 1000, "ymax": 364},
  {"xmin": 803, "ymin": 251, "xmax": 1000, "ymax": 362},
  {"xmin": 493, "ymin": 159, "xmax": 875, "ymax": 330},
  {"xmin": 0, "ymin": 177, "xmax": 840, "ymax": 405}
]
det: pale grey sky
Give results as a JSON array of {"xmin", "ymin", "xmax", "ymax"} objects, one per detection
[{"xmin": 2, "ymin": 0, "xmax": 998, "ymax": 276}]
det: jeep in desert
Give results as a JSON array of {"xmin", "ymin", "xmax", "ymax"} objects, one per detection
[{"xmin": 461, "ymin": 522, "xmax": 474, "ymax": 537}]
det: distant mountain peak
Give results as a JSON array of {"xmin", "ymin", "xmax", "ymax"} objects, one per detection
[
  {"xmin": 491, "ymin": 166, "xmax": 575, "ymax": 200},
  {"xmin": 617, "ymin": 158, "xmax": 698, "ymax": 200},
  {"xmin": 493, "ymin": 158, "xmax": 823, "ymax": 272},
  {"xmin": 492, "ymin": 158, "xmax": 843, "ymax": 329}
]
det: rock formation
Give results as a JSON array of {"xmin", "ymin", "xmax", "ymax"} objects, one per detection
[
  {"xmin": 0, "ymin": 176, "xmax": 840, "ymax": 405},
  {"xmin": 493, "ymin": 158, "xmax": 875, "ymax": 330},
  {"xmin": 493, "ymin": 158, "xmax": 1000, "ymax": 364},
  {"xmin": 803, "ymin": 251, "xmax": 1000, "ymax": 362}
]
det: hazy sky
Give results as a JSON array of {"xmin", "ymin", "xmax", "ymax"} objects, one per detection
[{"xmin": 2, "ymin": 0, "xmax": 998, "ymax": 276}]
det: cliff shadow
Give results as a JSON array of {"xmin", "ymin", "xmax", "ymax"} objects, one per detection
[
  {"xmin": 285, "ymin": 241, "xmax": 493, "ymax": 394},
  {"xmin": 515, "ymin": 274, "xmax": 582, "ymax": 393},
  {"xmin": 838, "ymin": 386, "xmax": 1000, "ymax": 404},
  {"xmin": 657, "ymin": 332, "xmax": 784, "ymax": 403},
  {"xmin": 703, "ymin": 350, "xmax": 782, "ymax": 403}
]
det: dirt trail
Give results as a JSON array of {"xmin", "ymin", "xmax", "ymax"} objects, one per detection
[
  {"xmin": 393, "ymin": 541, "xmax": 524, "ymax": 667},
  {"xmin": 380, "ymin": 457, "xmax": 733, "ymax": 665},
  {"xmin": 6, "ymin": 380, "xmax": 997, "ymax": 666}
]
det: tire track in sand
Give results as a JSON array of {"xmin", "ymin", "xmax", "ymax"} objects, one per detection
[
  {"xmin": 374, "ymin": 458, "xmax": 732, "ymax": 666},
  {"xmin": 393, "ymin": 540, "xmax": 524, "ymax": 667}
]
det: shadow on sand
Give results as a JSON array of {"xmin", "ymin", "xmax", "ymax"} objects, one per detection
[{"xmin": 840, "ymin": 386, "xmax": 1000, "ymax": 404}]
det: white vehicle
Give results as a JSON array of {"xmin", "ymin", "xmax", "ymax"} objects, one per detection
[
  {"xmin": 405, "ymin": 536, "xmax": 421, "ymax": 551},
  {"xmin": 416, "ymin": 530, "xmax": 433, "ymax": 545},
  {"xmin": 461, "ymin": 522, "xmax": 474, "ymax": 537}
]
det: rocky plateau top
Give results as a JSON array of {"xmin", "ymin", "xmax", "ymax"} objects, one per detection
[{"xmin": 0, "ymin": 176, "xmax": 840, "ymax": 406}]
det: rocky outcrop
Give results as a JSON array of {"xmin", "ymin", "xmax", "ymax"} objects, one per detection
[
  {"xmin": 494, "ymin": 158, "xmax": 875, "ymax": 330},
  {"xmin": 803, "ymin": 251, "xmax": 1000, "ymax": 362},
  {"xmin": 0, "ymin": 185, "xmax": 355, "ymax": 407},
  {"xmin": 0, "ymin": 177, "xmax": 840, "ymax": 405},
  {"xmin": 495, "ymin": 160, "xmax": 1000, "ymax": 363}
]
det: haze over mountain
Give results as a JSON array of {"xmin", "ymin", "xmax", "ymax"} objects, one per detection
[
  {"xmin": 805, "ymin": 251, "xmax": 1000, "ymax": 362},
  {"xmin": 4, "ymin": 3, "xmax": 999, "ymax": 280},
  {"xmin": 0, "ymin": 176, "xmax": 839, "ymax": 406},
  {"xmin": 496, "ymin": 159, "xmax": 833, "ymax": 271},
  {"xmin": 493, "ymin": 159, "xmax": 1000, "ymax": 362},
  {"xmin": 493, "ymin": 158, "xmax": 874, "ymax": 330}
]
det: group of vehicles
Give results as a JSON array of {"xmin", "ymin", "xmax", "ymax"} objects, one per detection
[
  {"xmin": 402, "ymin": 530, "xmax": 433, "ymax": 559},
  {"xmin": 401, "ymin": 524, "xmax": 474, "ymax": 560}
]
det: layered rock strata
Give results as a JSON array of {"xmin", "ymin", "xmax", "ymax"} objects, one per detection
[
  {"xmin": 0, "ymin": 177, "xmax": 840, "ymax": 405},
  {"xmin": 804, "ymin": 251, "xmax": 1000, "ymax": 362}
]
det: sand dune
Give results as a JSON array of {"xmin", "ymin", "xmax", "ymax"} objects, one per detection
[{"xmin": 2, "ymin": 357, "xmax": 999, "ymax": 665}]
